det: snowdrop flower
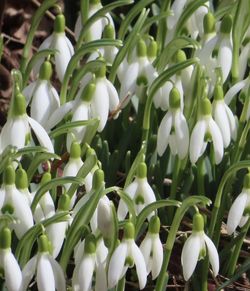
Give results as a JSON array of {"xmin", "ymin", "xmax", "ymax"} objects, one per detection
[
  {"xmin": 62, "ymin": 142, "xmax": 84, "ymax": 208},
  {"xmin": 22, "ymin": 234, "xmax": 66, "ymax": 291},
  {"xmin": 46, "ymin": 194, "xmax": 71, "ymax": 258},
  {"xmin": 0, "ymin": 92, "xmax": 54, "ymax": 154},
  {"xmin": 35, "ymin": 13, "xmax": 74, "ymax": 82},
  {"xmin": 212, "ymin": 84, "xmax": 237, "ymax": 148},
  {"xmin": 23, "ymin": 61, "xmax": 60, "ymax": 129},
  {"xmin": 74, "ymin": 0, "xmax": 114, "ymax": 41},
  {"xmin": 1, "ymin": 165, "xmax": 34, "ymax": 239},
  {"xmin": 216, "ymin": 15, "xmax": 233, "ymax": 83},
  {"xmin": 181, "ymin": 213, "xmax": 219, "ymax": 281},
  {"xmin": 73, "ymin": 235, "xmax": 108, "ymax": 291},
  {"xmin": 157, "ymin": 87, "xmax": 189, "ymax": 159},
  {"xmin": 189, "ymin": 98, "xmax": 224, "ymax": 164},
  {"xmin": 0, "ymin": 227, "xmax": 22, "ymax": 291},
  {"xmin": 227, "ymin": 173, "xmax": 250, "ymax": 235},
  {"xmin": 238, "ymin": 40, "xmax": 250, "ymax": 80},
  {"xmin": 117, "ymin": 162, "xmax": 156, "ymax": 220},
  {"xmin": 119, "ymin": 39, "xmax": 157, "ymax": 107},
  {"xmin": 140, "ymin": 216, "xmax": 163, "ymax": 279},
  {"xmin": 108, "ymin": 222, "xmax": 147, "ymax": 289}
]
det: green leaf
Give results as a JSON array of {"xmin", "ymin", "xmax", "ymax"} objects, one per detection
[
  {"xmin": 0, "ymin": 146, "xmax": 18, "ymax": 174},
  {"xmin": 31, "ymin": 176, "xmax": 84, "ymax": 213},
  {"xmin": 14, "ymin": 146, "xmax": 60, "ymax": 158},
  {"xmin": 49, "ymin": 119, "xmax": 99, "ymax": 138},
  {"xmin": 135, "ymin": 200, "xmax": 181, "ymax": 236}
]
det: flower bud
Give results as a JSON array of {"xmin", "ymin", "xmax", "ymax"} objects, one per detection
[
  {"xmin": 92, "ymin": 169, "xmax": 104, "ymax": 189},
  {"xmin": 70, "ymin": 141, "xmax": 81, "ymax": 159},
  {"xmin": 39, "ymin": 61, "xmax": 53, "ymax": 80},
  {"xmin": 84, "ymin": 234, "xmax": 96, "ymax": 254},
  {"xmin": 38, "ymin": 234, "xmax": 50, "ymax": 253},
  {"xmin": 136, "ymin": 39, "xmax": 147, "ymax": 57},
  {"xmin": 214, "ymin": 84, "xmax": 224, "ymax": 100},
  {"xmin": 80, "ymin": 82, "xmax": 96, "ymax": 102},
  {"xmin": 148, "ymin": 216, "xmax": 160, "ymax": 234}
]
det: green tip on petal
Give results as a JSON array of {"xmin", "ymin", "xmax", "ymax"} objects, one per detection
[
  {"xmin": 169, "ymin": 87, "xmax": 181, "ymax": 109},
  {"xmin": 136, "ymin": 39, "xmax": 147, "ymax": 57},
  {"xmin": 220, "ymin": 14, "xmax": 233, "ymax": 34},
  {"xmin": 124, "ymin": 222, "xmax": 135, "ymax": 239},
  {"xmin": 16, "ymin": 168, "xmax": 28, "ymax": 189},
  {"xmin": 243, "ymin": 173, "xmax": 250, "ymax": 189},
  {"xmin": 214, "ymin": 84, "xmax": 224, "ymax": 100},
  {"xmin": 92, "ymin": 169, "xmax": 104, "ymax": 189},
  {"xmin": 173, "ymin": 49, "xmax": 187, "ymax": 63},
  {"xmin": 136, "ymin": 75, "xmax": 148, "ymax": 87},
  {"xmin": 192, "ymin": 213, "xmax": 204, "ymax": 232},
  {"xmin": 70, "ymin": 141, "xmax": 81, "ymax": 158},
  {"xmin": 81, "ymin": 83, "xmax": 96, "ymax": 102},
  {"xmin": 103, "ymin": 23, "xmax": 115, "ymax": 39},
  {"xmin": 12, "ymin": 93, "xmax": 26, "ymax": 116},
  {"xmin": 203, "ymin": 12, "xmax": 215, "ymax": 34},
  {"xmin": 137, "ymin": 162, "xmax": 147, "ymax": 178},
  {"xmin": 147, "ymin": 40, "xmax": 157, "ymax": 59},
  {"xmin": 1, "ymin": 204, "xmax": 14, "ymax": 215},
  {"xmin": 4, "ymin": 165, "xmax": 15, "ymax": 185},
  {"xmin": 58, "ymin": 194, "xmax": 71, "ymax": 210},
  {"xmin": 0, "ymin": 227, "xmax": 11, "ymax": 249},
  {"xmin": 54, "ymin": 14, "xmax": 65, "ymax": 33},
  {"xmin": 41, "ymin": 172, "xmax": 52, "ymax": 185},
  {"xmin": 38, "ymin": 234, "xmax": 50, "ymax": 253},
  {"xmin": 149, "ymin": 216, "xmax": 160, "ymax": 234},
  {"xmin": 200, "ymin": 98, "xmax": 212, "ymax": 116},
  {"xmin": 39, "ymin": 61, "xmax": 52, "ymax": 80},
  {"xmin": 84, "ymin": 234, "xmax": 96, "ymax": 254}
]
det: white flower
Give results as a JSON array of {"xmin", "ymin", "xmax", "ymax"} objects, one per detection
[
  {"xmin": 97, "ymin": 196, "xmax": 114, "ymax": 239},
  {"xmin": 108, "ymin": 222, "xmax": 147, "ymax": 289},
  {"xmin": 35, "ymin": 14, "xmax": 74, "ymax": 82},
  {"xmin": 212, "ymin": 85, "xmax": 237, "ymax": 148},
  {"xmin": 227, "ymin": 174, "xmax": 250, "ymax": 235},
  {"xmin": 189, "ymin": 98, "xmax": 224, "ymax": 164},
  {"xmin": 140, "ymin": 216, "xmax": 163, "ymax": 279},
  {"xmin": 1, "ymin": 165, "xmax": 34, "ymax": 239},
  {"xmin": 0, "ymin": 228, "xmax": 22, "ymax": 291},
  {"xmin": 181, "ymin": 213, "xmax": 219, "ymax": 281},
  {"xmin": 0, "ymin": 93, "xmax": 54, "ymax": 154},
  {"xmin": 23, "ymin": 61, "xmax": 60, "ymax": 129},
  {"xmin": 117, "ymin": 162, "xmax": 156, "ymax": 220},
  {"xmin": 157, "ymin": 87, "xmax": 189, "ymax": 159},
  {"xmin": 22, "ymin": 235, "xmax": 66, "ymax": 291},
  {"xmin": 74, "ymin": 1, "xmax": 114, "ymax": 41}
]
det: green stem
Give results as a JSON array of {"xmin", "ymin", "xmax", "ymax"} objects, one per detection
[
  {"xmin": 197, "ymin": 157, "xmax": 206, "ymax": 196},
  {"xmin": 227, "ymin": 218, "xmax": 250, "ymax": 276}
]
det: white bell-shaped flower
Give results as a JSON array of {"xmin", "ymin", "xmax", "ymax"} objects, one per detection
[
  {"xmin": 73, "ymin": 235, "xmax": 108, "ymax": 291},
  {"xmin": 119, "ymin": 39, "xmax": 157, "ymax": 107},
  {"xmin": 140, "ymin": 216, "xmax": 163, "ymax": 280},
  {"xmin": 35, "ymin": 13, "xmax": 74, "ymax": 82},
  {"xmin": 212, "ymin": 84, "xmax": 237, "ymax": 148},
  {"xmin": 189, "ymin": 98, "xmax": 224, "ymax": 164},
  {"xmin": 1, "ymin": 165, "xmax": 34, "ymax": 239},
  {"xmin": 74, "ymin": 0, "xmax": 114, "ymax": 41},
  {"xmin": 22, "ymin": 234, "xmax": 66, "ymax": 291},
  {"xmin": 0, "ymin": 92, "xmax": 54, "ymax": 154},
  {"xmin": 97, "ymin": 196, "xmax": 114, "ymax": 240},
  {"xmin": 23, "ymin": 61, "xmax": 60, "ymax": 129},
  {"xmin": 117, "ymin": 162, "xmax": 156, "ymax": 220},
  {"xmin": 108, "ymin": 222, "xmax": 147, "ymax": 289},
  {"xmin": 181, "ymin": 213, "xmax": 219, "ymax": 281},
  {"xmin": 0, "ymin": 227, "xmax": 22, "ymax": 291},
  {"xmin": 157, "ymin": 87, "xmax": 189, "ymax": 159},
  {"xmin": 227, "ymin": 173, "xmax": 250, "ymax": 235}
]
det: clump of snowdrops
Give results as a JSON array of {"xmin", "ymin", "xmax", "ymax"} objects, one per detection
[{"xmin": 0, "ymin": 0, "xmax": 249, "ymax": 290}]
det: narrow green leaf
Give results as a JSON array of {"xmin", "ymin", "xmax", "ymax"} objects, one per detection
[{"xmin": 14, "ymin": 146, "xmax": 60, "ymax": 158}]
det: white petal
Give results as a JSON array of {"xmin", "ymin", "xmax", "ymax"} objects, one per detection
[
  {"xmin": 45, "ymin": 101, "xmax": 74, "ymax": 131},
  {"xmin": 157, "ymin": 111, "xmax": 173, "ymax": 156},
  {"xmin": 130, "ymin": 241, "xmax": 147, "ymax": 289},
  {"xmin": 189, "ymin": 120, "xmax": 206, "ymax": 164},
  {"xmin": 239, "ymin": 42, "xmax": 250, "ymax": 80},
  {"xmin": 217, "ymin": 37, "xmax": 232, "ymax": 82},
  {"xmin": 22, "ymin": 255, "xmax": 37, "ymax": 290},
  {"xmin": 151, "ymin": 236, "xmax": 163, "ymax": 279},
  {"xmin": 167, "ymin": 0, "xmax": 187, "ymax": 29},
  {"xmin": 48, "ymin": 256, "xmax": 66, "ymax": 291},
  {"xmin": 78, "ymin": 255, "xmax": 95, "ymax": 291},
  {"xmin": 95, "ymin": 263, "xmax": 108, "ymax": 291},
  {"xmin": 37, "ymin": 254, "xmax": 55, "ymax": 291},
  {"xmin": 227, "ymin": 192, "xmax": 248, "ymax": 235},
  {"xmin": 139, "ymin": 235, "xmax": 152, "ymax": 274},
  {"xmin": 204, "ymin": 234, "xmax": 219, "ymax": 277},
  {"xmin": 224, "ymin": 79, "xmax": 248, "ymax": 105},
  {"xmin": 174, "ymin": 110, "xmax": 189, "ymax": 159},
  {"xmin": 3, "ymin": 251, "xmax": 22, "ymax": 291},
  {"xmin": 208, "ymin": 119, "xmax": 224, "ymax": 164},
  {"xmin": 225, "ymin": 105, "xmax": 237, "ymax": 141},
  {"xmin": 23, "ymin": 81, "xmax": 37, "ymax": 105},
  {"xmin": 74, "ymin": 14, "xmax": 82, "ymax": 40},
  {"xmin": 181, "ymin": 233, "xmax": 201, "ymax": 281},
  {"xmin": 108, "ymin": 242, "xmax": 128, "ymax": 288},
  {"xmin": 104, "ymin": 79, "xmax": 119, "ymax": 113},
  {"xmin": 28, "ymin": 116, "xmax": 54, "ymax": 153}
]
